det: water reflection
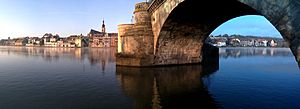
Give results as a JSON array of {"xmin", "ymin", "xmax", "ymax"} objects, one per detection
[
  {"xmin": 219, "ymin": 47, "xmax": 292, "ymax": 58},
  {"xmin": 0, "ymin": 46, "xmax": 298, "ymax": 109},
  {"xmin": 116, "ymin": 64, "xmax": 219, "ymax": 109},
  {"xmin": 0, "ymin": 46, "xmax": 116, "ymax": 72}
]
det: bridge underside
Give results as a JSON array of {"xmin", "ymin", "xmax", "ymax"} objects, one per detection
[{"xmin": 154, "ymin": 0, "xmax": 260, "ymax": 65}]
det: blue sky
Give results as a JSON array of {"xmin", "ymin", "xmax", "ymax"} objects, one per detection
[
  {"xmin": 0, "ymin": 0, "xmax": 142, "ymax": 38},
  {"xmin": 0, "ymin": 0, "xmax": 282, "ymax": 39},
  {"xmin": 210, "ymin": 15, "xmax": 282, "ymax": 37}
]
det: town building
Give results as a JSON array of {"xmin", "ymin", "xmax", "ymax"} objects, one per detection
[
  {"xmin": 206, "ymin": 35, "xmax": 287, "ymax": 47},
  {"xmin": 61, "ymin": 34, "xmax": 89, "ymax": 48},
  {"xmin": 268, "ymin": 40, "xmax": 277, "ymax": 47},
  {"xmin": 255, "ymin": 39, "xmax": 268, "ymax": 47},
  {"xmin": 43, "ymin": 33, "xmax": 60, "ymax": 47},
  {"xmin": 26, "ymin": 37, "xmax": 42, "ymax": 46},
  {"xmin": 88, "ymin": 20, "xmax": 118, "ymax": 48},
  {"xmin": 240, "ymin": 39, "xmax": 254, "ymax": 47},
  {"xmin": 0, "ymin": 38, "xmax": 10, "ymax": 46},
  {"xmin": 207, "ymin": 37, "xmax": 227, "ymax": 47},
  {"xmin": 15, "ymin": 37, "xmax": 28, "ymax": 46},
  {"xmin": 229, "ymin": 38, "xmax": 241, "ymax": 47}
]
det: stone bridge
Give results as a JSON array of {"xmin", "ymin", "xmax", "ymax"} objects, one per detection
[{"xmin": 117, "ymin": 0, "xmax": 300, "ymax": 66}]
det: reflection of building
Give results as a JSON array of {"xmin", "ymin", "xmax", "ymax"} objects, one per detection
[
  {"xmin": 0, "ymin": 47, "xmax": 116, "ymax": 67},
  {"xmin": 74, "ymin": 48, "xmax": 82, "ymax": 60},
  {"xmin": 219, "ymin": 48, "xmax": 293, "ymax": 58},
  {"xmin": 88, "ymin": 20, "xmax": 118, "ymax": 48},
  {"xmin": 87, "ymin": 48, "xmax": 116, "ymax": 72}
]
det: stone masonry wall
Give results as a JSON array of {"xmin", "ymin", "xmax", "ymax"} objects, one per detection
[
  {"xmin": 116, "ymin": 2, "xmax": 155, "ymax": 66},
  {"xmin": 153, "ymin": 20, "xmax": 207, "ymax": 65},
  {"xmin": 118, "ymin": 24, "xmax": 134, "ymax": 53},
  {"xmin": 150, "ymin": 0, "xmax": 300, "ymax": 66}
]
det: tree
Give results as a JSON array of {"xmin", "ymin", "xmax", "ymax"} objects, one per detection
[{"xmin": 223, "ymin": 34, "xmax": 229, "ymax": 37}]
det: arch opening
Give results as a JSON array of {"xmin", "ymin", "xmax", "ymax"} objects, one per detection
[
  {"xmin": 154, "ymin": 0, "xmax": 262, "ymax": 65},
  {"xmin": 207, "ymin": 15, "xmax": 287, "ymax": 48}
]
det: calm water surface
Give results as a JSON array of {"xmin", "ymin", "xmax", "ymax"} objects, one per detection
[{"xmin": 0, "ymin": 46, "xmax": 299, "ymax": 109}]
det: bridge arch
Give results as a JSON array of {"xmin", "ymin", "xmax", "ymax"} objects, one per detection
[{"xmin": 152, "ymin": 0, "xmax": 300, "ymax": 65}]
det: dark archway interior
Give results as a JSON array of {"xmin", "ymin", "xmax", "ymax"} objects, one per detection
[{"xmin": 154, "ymin": 0, "xmax": 264, "ymax": 65}]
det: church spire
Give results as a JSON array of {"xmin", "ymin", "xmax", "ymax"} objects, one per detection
[{"xmin": 102, "ymin": 19, "xmax": 106, "ymax": 33}]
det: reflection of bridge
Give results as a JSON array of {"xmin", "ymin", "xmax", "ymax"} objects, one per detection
[
  {"xmin": 117, "ymin": 0, "xmax": 300, "ymax": 67},
  {"xmin": 116, "ymin": 63, "xmax": 219, "ymax": 109}
]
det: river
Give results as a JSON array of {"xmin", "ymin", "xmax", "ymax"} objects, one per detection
[{"xmin": 0, "ymin": 46, "xmax": 299, "ymax": 109}]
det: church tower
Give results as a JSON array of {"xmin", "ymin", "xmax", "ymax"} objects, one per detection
[{"xmin": 101, "ymin": 19, "xmax": 106, "ymax": 33}]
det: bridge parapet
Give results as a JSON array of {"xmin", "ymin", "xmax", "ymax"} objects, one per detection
[
  {"xmin": 147, "ymin": 0, "xmax": 166, "ymax": 14},
  {"xmin": 135, "ymin": 2, "xmax": 150, "ymax": 13}
]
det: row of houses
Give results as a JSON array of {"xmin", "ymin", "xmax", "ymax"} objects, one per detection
[
  {"xmin": 0, "ymin": 20, "xmax": 118, "ymax": 48},
  {"xmin": 206, "ymin": 36, "xmax": 288, "ymax": 47},
  {"xmin": 0, "ymin": 33, "xmax": 117, "ymax": 48}
]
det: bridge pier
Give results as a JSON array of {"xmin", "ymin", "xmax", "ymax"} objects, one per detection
[
  {"xmin": 116, "ymin": 2, "xmax": 219, "ymax": 67},
  {"xmin": 117, "ymin": 2, "xmax": 155, "ymax": 66},
  {"xmin": 289, "ymin": 37, "xmax": 300, "ymax": 66},
  {"xmin": 117, "ymin": 0, "xmax": 300, "ymax": 67}
]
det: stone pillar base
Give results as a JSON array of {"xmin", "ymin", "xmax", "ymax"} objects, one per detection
[
  {"xmin": 116, "ymin": 44, "xmax": 219, "ymax": 67},
  {"xmin": 116, "ymin": 54, "xmax": 155, "ymax": 67}
]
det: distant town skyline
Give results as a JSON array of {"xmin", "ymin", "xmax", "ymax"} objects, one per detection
[{"xmin": 0, "ymin": 0, "xmax": 282, "ymax": 39}]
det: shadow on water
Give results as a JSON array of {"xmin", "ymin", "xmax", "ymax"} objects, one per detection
[{"xmin": 116, "ymin": 63, "xmax": 220, "ymax": 109}]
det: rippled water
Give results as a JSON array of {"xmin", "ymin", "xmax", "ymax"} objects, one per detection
[{"xmin": 0, "ymin": 46, "xmax": 299, "ymax": 109}]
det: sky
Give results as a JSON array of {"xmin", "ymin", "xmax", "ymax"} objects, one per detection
[
  {"xmin": 0, "ymin": 0, "xmax": 282, "ymax": 39},
  {"xmin": 210, "ymin": 15, "xmax": 282, "ymax": 37},
  {"xmin": 0, "ymin": 0, "xmax": 142, "ymax": 38}
]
